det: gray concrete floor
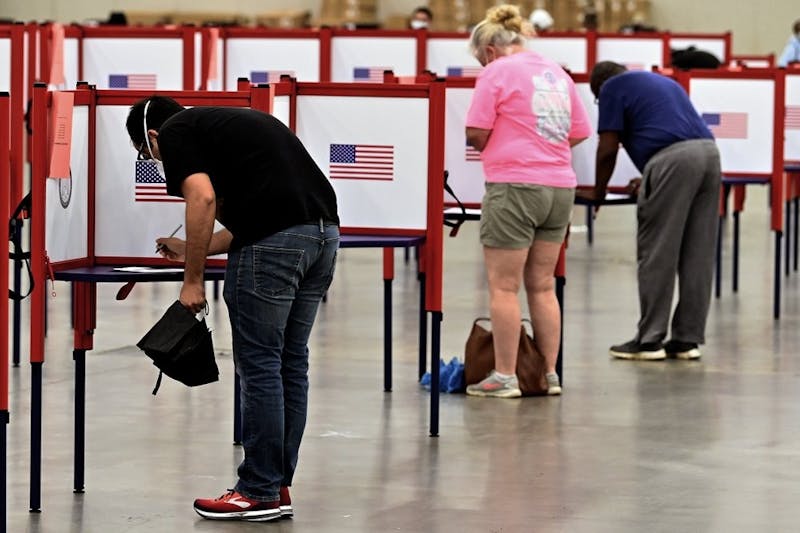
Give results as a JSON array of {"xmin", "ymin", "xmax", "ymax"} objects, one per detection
[{"xmin": 8, "ymin": 187, "xmax": 800, "ymax": 532}]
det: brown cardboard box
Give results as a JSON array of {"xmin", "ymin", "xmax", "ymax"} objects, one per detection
[
  {"xmin": 125, "ymin": 11, "xmax": 173, "ymax": 26},
  {"xmin": 255, "ymin": 10, "xmax": 312, "ymax": 28},
  {"xmin": 171, "ymin": 11, "xmax": 251, "ymax": 26},
  {"xmin": 550, "ymin": 0, "xmax": 586, "ymax": 31},
  {"xmin": 318, "ymin": 0, "xmax": 378, "ymax": 26},
  {"xmin": 384, "ymin": 14, "xmax": 410, "ymax": 30}
]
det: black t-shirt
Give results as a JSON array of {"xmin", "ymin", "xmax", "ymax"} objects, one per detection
[{"xmin": 158, "ymin": 107, "xmax": 339, "ymax": 248}]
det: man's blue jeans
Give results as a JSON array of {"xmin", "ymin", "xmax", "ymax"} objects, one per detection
[{"xmin": 224, "ymin": 221, "xmax": 339, "ymax": 502}]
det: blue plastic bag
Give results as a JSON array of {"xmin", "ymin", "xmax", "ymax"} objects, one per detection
[{"xmin": 419, "ymin": 357, "xmax": 465, "ymax": 393}]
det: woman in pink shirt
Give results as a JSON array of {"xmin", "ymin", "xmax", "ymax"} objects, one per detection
[{"xmin": 465, "ymin": 4, "xmax": 590, "ymax": 398}]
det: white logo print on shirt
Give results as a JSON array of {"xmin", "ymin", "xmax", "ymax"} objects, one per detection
[{"xmin": 531, "ymin": 70, "xmax": 571, "ymax": 144}]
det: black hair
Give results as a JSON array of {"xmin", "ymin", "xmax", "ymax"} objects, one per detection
[
  {"xmin": 412, "ymin": 6, "xmax": 433, "ymax": 20},
  {"xmin": 794, "ymin": 19, "xmax": 800, "ymax": 34},
  {"xmin": 590, "ymin": 61, "xmax": 627, "ymax": 98},
  {"xmin": 125, "ymin": 95, "xmax": 185, "ymax": 147}
]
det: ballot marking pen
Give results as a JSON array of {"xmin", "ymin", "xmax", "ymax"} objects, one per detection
[{"xmin": 155, "ymin": 224, "xmax": 183, "ymax": 254}]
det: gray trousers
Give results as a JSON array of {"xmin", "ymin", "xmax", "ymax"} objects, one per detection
[{"xmin": 636, "ymin": 139, "xmax": 721, "ymax": 344}]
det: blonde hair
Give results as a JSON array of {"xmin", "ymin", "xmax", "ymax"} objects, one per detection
[{"xmin": 469, "ymin": 5, "xmax": 532, "ymax": 61}]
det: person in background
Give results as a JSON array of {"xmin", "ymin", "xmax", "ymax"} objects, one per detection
[
  {"xmin": 409, "ymin": 6, "xmax": 433, "ymax": 30},
  {"xmin": 529, "ymin": 8, "xmax": 554, "ymax": 33},
  {"xmin": 106, "ymin": 11, "xmax": 128, "ymax": 25},
  {"xmin": 671, "ymin": 46, "xmax": 721, "ymax": 70},
  {"xmin": 582, "ymin": 8, "xmax": 598, "ymax": 32},
  {"xmin": 777, "ymin": 19, "xmax": 800, "ymax": 67},
  {"xmin": 464, "ymin": 4, "xmax": 591, "ymax": 398},
  {"xmin": 126, "ymin": 96, "xmax": 339, "ymax": 521},
  {"xmin": 578, "ymin": 62, "xmax": 720, "ymax": 361}
]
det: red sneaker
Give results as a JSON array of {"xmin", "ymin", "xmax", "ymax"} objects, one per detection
[
  {"xmin": 280, "ymin": 486, "xmax": 293, "ymax": 518},
  {"xmin": 193, "ymin": 489, "xmax": 281, "ymax": 521}
]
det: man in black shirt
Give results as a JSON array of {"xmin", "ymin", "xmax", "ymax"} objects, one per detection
[{"xmin": 126, "ymin": 96, "xmax": 340, "ymax": 522}]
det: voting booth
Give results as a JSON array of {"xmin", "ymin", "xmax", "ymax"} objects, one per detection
[
  {"xmin": 219, "ymin": 28, "xmax": 326, "ymax": 88},
  {"xmin": 679, "ymin": 69, "xmax": 786, "ymax": 317},
  {"xmin": 785, "ymin": 71, "xmax": 800, "ymax": 166},
  {"xmin": 80, "ymin": 26, "xmax": 196, "ymax": 90},
  {"xmin": 330, "ymin": 29, "xmax": 420, "ymax": 82},
  {"xmin": 783, "ymin": 69, "xmax": 800, "ymax": 275},
  {"xmin": 26, "ymin": 77, "xmax": 448, "ymax": 511},
  {"xmin": 27, "ymin": 83, "xmax": 275, "ymax": 510}
]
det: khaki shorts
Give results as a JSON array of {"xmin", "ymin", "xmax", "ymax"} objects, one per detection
[{"xmin": 480, "ymin": 183, "xmax": 574, "ymax": 248}]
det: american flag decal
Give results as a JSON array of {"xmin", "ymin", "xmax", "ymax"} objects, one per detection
[
  {"xmin": 135, "ymin": 161, "xmax": 182, "ymax": 202},
  {"xmin": 109, "ymin": 74, "xmax": 157, "ymax": 90},
  {"xmin": 786, "ymin": 106, "xmax": 800, "ymax": 130},
  {"xmin": 702, "ymin": 112, "xmax": 748, "ymax": 139},
  {"xmin": 353, "ymin": 67, "xmax": 388, "ymax": 83},
  {"xmin": 447, "ymin": 66, "xmax": 483, "ymax": 77},
  {"xmin": 465, "ymin": 143, "xmax": 481, "ymax": 162},
  {"xmin": 250, "ymin": 70, "xmax": 295, "ymax": 84},
  {"xmin": 329, "ymin": 144, "xmax": 394, "ymax": 180}
]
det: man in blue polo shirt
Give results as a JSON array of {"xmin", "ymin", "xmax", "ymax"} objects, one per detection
[{"xmin": 578, "ymin": 61, "xmax": 720, "ymax": 361}]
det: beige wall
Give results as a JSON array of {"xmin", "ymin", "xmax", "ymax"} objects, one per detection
[{"xmin": 0, "ymin": 0, "xmax": 797, "ymax": 55}]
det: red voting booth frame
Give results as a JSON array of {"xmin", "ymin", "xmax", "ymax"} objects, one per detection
[
  {"xmin": 674, "ymin": 69, "xmax": 787, "ymax": 319},
  {"xmin": 0, "ymin": 25, "xmax": 25, "ymax": 211},
  {"xmin": 26, "ymin": 78, "xmax": 447, "ymax": 512},
  {"xmin": 0, "ymin": 93, "xmax": 11, "ymax": 533}
]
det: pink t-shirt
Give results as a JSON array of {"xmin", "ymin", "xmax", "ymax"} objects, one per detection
[{"xmin": 465, "ymin": 50, "xmax": 591, "ymax": 187}]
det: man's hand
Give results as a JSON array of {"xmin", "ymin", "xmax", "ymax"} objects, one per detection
[
  {"xmin": 180, "ymin": 281, "xmax": 206, "ymax": 314},
  {"xmin": 575, "ymin": 188, "xmax": 599, "ymax": 202},
  {"xmin": 575, "ymin": 187, "xmax": 607, "ymax": 217},
  {"xmin": 626, "ymin": 178, "xmax": 642, "ymax": 196},
  {"xmin": 156, "ymin": 237, "xmax": 186, "ymax": 261}
]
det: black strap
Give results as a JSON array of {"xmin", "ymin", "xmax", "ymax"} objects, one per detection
[
  {"xmin": 8, "ymin": 192, "xmax": 34, "ymax": 301},
  {"xmin": 152, "ymin": 371, "xmax": 164, "ymax": 395},
  {"xmin": 442, "ymin": 170, "xmax": 468, "ymax": 237}
]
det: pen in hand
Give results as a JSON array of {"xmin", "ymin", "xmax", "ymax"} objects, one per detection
[{"xmin": 155, "ymin": 224, "xmax": 183, "ymax": 254}]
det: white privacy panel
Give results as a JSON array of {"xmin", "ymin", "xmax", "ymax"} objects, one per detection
[
  {"xmin": 669, "ymin": 37, "xmax": 727, "ymax": 62},
  {"xmin": 0, "ymin": 38, "xmax": 10, "ymax": 92},
  {"xmin": 295, "ymin": 95, "xmax": 429, "ymax": 231},
  {"xmin": 426, "ymin": 37, "xmax": 482, "ymax": 78},
  {"xmin": 63, "ymin": 36, "xmax": 80, "ymax": 89},
  {"xmin": 46, "ymin": 105, "xmax": 89, "ymax": 264},
  {"xmin": 331, "ymin": 36, "xmax": 416, "ymax": 82},
  {"xmin": 785, "ymin": 74, "xmax": 800, "ymax": 163},
  {"xmin": 597, "ymin": 37, "xmax": 664, "ymax": 71},
  {"xmin": 690, "ymin": 78, "xmax": 775, "ymax": 174},
  {"xmin": 226, "ymin": 38, "xmax": 320, "ymax": 88},
  {"xmin": 83, "ymin": 38, "xmax": 183, "ymax": 90},
  {"xmin": 444, "ymin": 87, "xmax": 485, "ymax": 206},
  {"xmin": 94, "ymin": 106, "xmax": 186, "ymax": 258},
  {"xmin": 273, "ymin": 95, "xmax": 291, "ymax": 129},
  {"xmin": 527, "ymin": 37, "xmax": 589, "ymax": 74},
  {"xmin": 571, "ymin": 82, "xmax": 640, "ymax": 187}
]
